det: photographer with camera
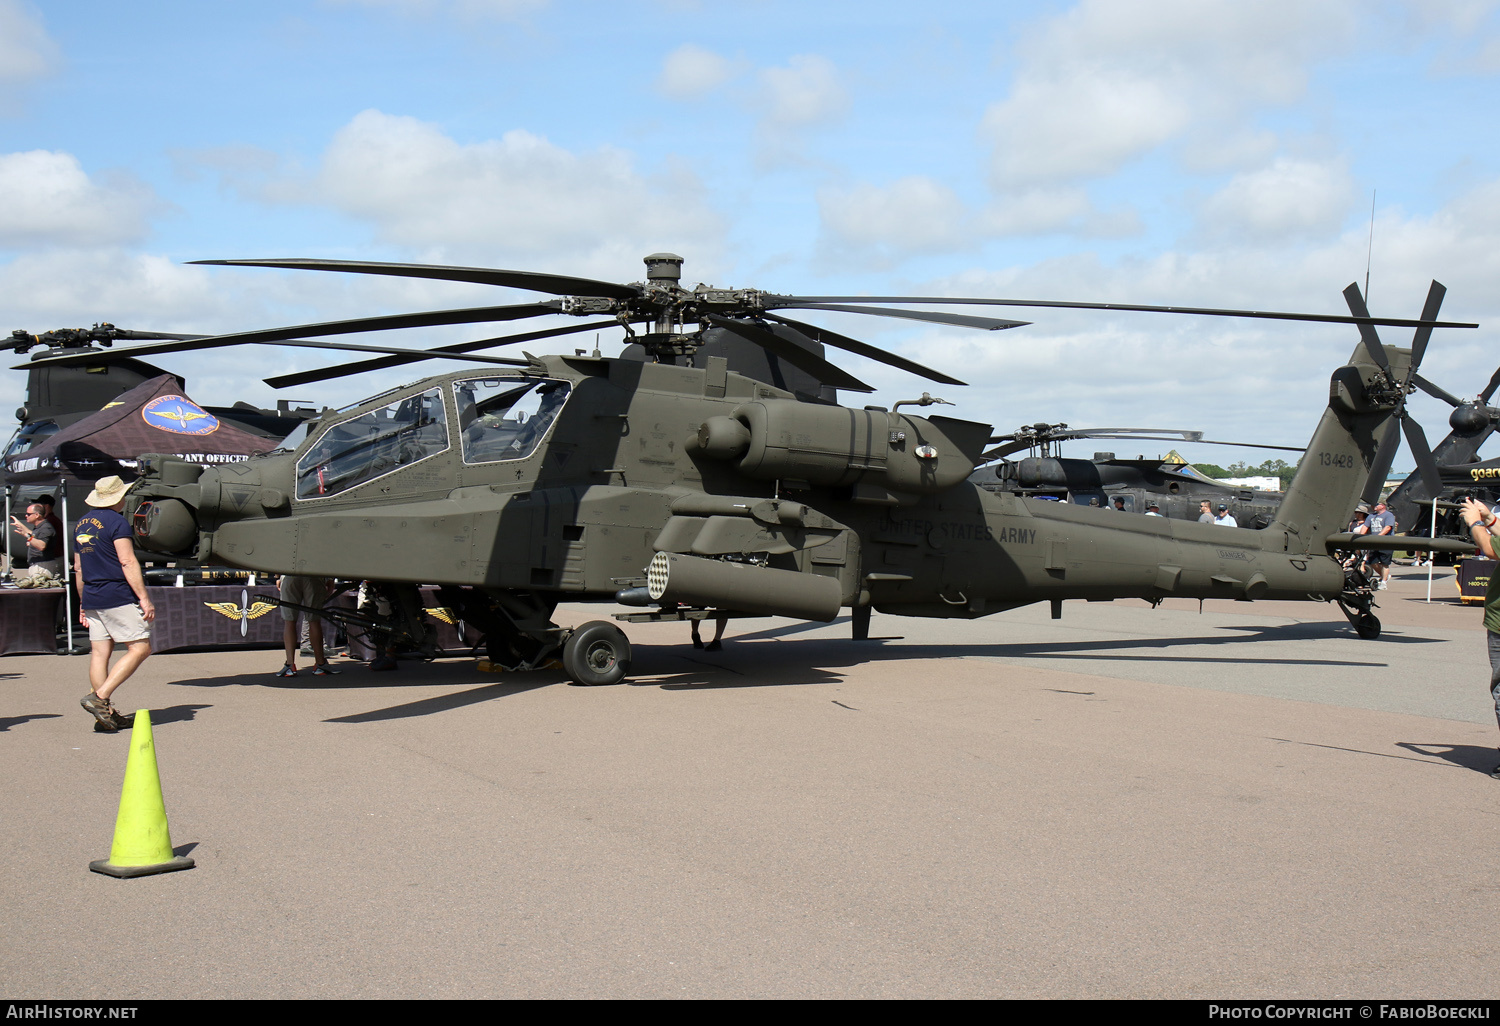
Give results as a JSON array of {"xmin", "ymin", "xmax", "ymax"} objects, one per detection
[{"xmin": 1461, "ymin": 497, "xmax": 1500, "ymax": 777}]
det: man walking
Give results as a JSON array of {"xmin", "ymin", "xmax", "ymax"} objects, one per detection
[{"xmin": 74, "ymin": 476, "xmax": 155, "ymax": 731}]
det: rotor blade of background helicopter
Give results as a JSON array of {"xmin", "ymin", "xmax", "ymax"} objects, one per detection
[
  {"xmin": 705, "ymin": 315, "xmax": 874, "ymax": 392},
  {"xmin": 771, "ymin": 303, "xmax": 1028, "ymax": 331},
  {"xmin": 760, "ymin": 312, "xmax": 967, "ymax": 386},
  {"xmin": 190, "ymin": 258, "xmax": 641, "ymax": 300},
  {"xmin": 19, "ymin": 336, "xmax": 530, "ymax": 374},
  {"xmin": 1413, "ymin": 373, "xmax": 1464, "ymax": 408},
  {"xmin": 263, "ymin": 319, "xmax": 624, "ymax": 389},
  {"xmin": 22, "ymin": 302, "xmax": 566, "ymax": 368},
  {"xmin": 1342, "ymin": 283, "xmax": 1393, "ymax": 373},
  {"xmin": 979, "ymin": 434, "xmax": 1303, "ymax": 462},
  {"xmin": 1361, "ymin": 419, "xmax": 1402, "ymax": 506},
  {"xmin": 1403, "ymin": 281, "xmax": 1445, "ymax": 389},
  {"xmin": 767, "ymin": 295, "xmax": 1478, "ymax": 330},
  {"xmin": 1481, "ymin": 364, "xmax": 1500, "ymax": 405},
  {"xmin": 1401, "ymin": 413, "xmax": 1447, "ymax": 501}
]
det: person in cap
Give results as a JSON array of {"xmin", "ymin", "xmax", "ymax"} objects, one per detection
[
  {"xmin": 1144, "ymin": 502, "xmax": 1164, "ymax": 517},
  {"xmin": 1360, "ymin": 501, "xmax": 1397, "ymax": 590},
  {"xmin": 73, "ymin": 476, "xmax": 155, "ymax": 731},
  {"xmin": 1213, "ymin": 503, "xmax": 1238, "ymax": 527}
]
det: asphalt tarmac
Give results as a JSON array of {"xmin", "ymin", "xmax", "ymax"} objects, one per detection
[{"xmin": 3, "ymin": 565, "xmax": 1497, "ymax": 999}]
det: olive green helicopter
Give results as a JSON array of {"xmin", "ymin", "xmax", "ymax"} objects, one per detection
[{"xmin": 30, "ymin": 255, "xmax": 1482, "ymax": 685}]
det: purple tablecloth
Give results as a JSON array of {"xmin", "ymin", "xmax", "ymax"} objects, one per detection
[
  {"xmin": 148, "ymin": 584, "xmax": 285, "ymax": 652},
  {"xmin": 0, "ymin": 587, "xmax": 62, "ymax": 655}
]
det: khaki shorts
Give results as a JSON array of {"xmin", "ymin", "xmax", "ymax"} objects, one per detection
[
  {"xmin": 279, "ymin": 575, "xmax": 329, "ymax": 622},
  {"xmin": 85, "ymin": 604, "xmax": 152, "ymax": 644}
]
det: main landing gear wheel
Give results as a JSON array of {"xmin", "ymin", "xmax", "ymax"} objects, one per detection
[
  {"xmin": 1355, "ymin": 612, "xmax": 1381, "ymax": 640},
  {"xmin": 562, "ymin": 620, "xmax": 631, "ymax": 686}
]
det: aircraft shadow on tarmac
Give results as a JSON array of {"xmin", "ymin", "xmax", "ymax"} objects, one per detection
[
  {"xmin": 324, "ymin": 676, "xmax": 561, "ymax": 723},
  {"xmin": 1395, "ymin": 742, "xmax": 1500, "ymax": 776},
  {"xmin": 155, "ymin": 613, "xmax": 1440, "ymax": 719}
]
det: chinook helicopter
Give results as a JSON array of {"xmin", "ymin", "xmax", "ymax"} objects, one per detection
[{"xmin": 32, "ymin": 256, "xmax": 1481, "ymax": 683}]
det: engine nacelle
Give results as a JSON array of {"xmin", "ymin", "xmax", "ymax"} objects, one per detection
[{"xmin": 696, "ymin": 400, "xmax": 987, "ymax": 495}]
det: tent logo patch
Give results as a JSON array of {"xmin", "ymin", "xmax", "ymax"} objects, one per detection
[{"xmin": 143, "ymin": 396, "xmax": 219, "ymax": 435}]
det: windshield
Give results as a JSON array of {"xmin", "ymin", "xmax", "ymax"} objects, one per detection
[
  {"xmin": 4, "ymin": 422, "xmax": 59, "ymax": 460},
  {"xmin": 295, "ymin": 387, "xmax": 448, "ymax": 499},
  {"xmin": 453, "ymin": 377, "xmax": 571, "ymax": 464}
]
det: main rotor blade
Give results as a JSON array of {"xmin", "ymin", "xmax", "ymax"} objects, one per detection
[
  {"xmin": 761, "ymin": 312, "xmax": 966, "ymax": 386},
  {"xmin": 1342, "ymin": 283, "xmax": 1392, "ymax": 373},
  {"xmin": 1481, "ymin": 364, "xmax": 1500, "ymax": 405},
  {"xmin": 1402, "ymin": 413, "xmax": 1445, "ymax": 500},
  {"xmin": 765, "ymin": 294, "xmax": 1478, "ymax": 330},
  {"xmin": 264, "ymin": 319, "xmax": 624, "ymax": 389},
  {"xmin": 1413, "ymin": 373, "xmax": 1464, "ymax": 408},
  {"xmin": 773, "ymin": 303, "xmax": 1027, "ymax": 331},
  {"xmin": 705, "ymin": 315, "xmax": 874, "ymax": 393},
  {"xmin": 24, "ymin": 302, "xmax": 565, "ymax": 368},
  {"xmin": 1405, "ymin": 281, "xmax": 1446, "ymax": 386},
  {"xmin": 191, "ymin": 258, "xmax": 640, "ymax": 300}
]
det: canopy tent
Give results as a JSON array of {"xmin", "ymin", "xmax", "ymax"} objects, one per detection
[
  {"xmin": 5, "ymin": 373, "xmax": 276, "ymax": 487},
  {"xmin": 3, "ymin": 374, "xmax": 278, "ymax": 653}
]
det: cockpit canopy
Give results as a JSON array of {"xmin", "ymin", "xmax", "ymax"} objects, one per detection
[{"xmin": 293, "ymin": 376, "xmax": 572, "ymax": 500}]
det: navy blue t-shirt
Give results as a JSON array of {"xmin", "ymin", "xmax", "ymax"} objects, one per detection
[{"xmin": 75, "ymin": 508, "xmax": 138, "ymax": 609}]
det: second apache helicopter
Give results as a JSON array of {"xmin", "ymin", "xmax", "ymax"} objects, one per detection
[
  {"xmin": 36, "ymin": 255, "xmax": 1481, "ymax": 682},
  {"xmin": 972, "ymin": 423, "xmax": 1302, "ymax": 526}
]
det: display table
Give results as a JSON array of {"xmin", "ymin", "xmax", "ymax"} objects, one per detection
[
  {"xmin": 147, "ymin": 584, "xmax": 285, "ymax": 652},
  {"xmin": 1457, "ymin": 557, "xmax": 1494, "ymax": 605},
  {"xmin": 0, "ymin": 587, "xmax": 63, "ymax": 655}
]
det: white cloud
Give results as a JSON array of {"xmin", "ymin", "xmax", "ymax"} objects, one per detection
[
  {"xmin": 656, "ymin": 44, "xmax": 741, "ymax": 100},
  {"xmin": 267, "ymin": 110, "xmax": 725, "ymax": 277},
  {"xmin": 1197, "ymin": 156, "xmax": 1356, "ymax": 243},
  {"xmin": 755, "ymin": 54, "xmax": 848, "ymax": 128},
  {"xmin": 982, "ymin": 0, "xmax": 1358, "ymax": 190},
  {"xmin": 0, "ymin": 0, "xmax": 57, "ymax": 111},
  {"xmin": 819, "ymin": 177, "xmax": 971, "ymax": 261},
  {"xmin": 0, "ymin": 150, "xmax": 158, "ymax": 247}
]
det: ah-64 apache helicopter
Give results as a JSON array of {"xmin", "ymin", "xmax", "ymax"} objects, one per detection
[{"xmin": 34, "ymin": 255, "xmax": 1481, "ymax": 684}]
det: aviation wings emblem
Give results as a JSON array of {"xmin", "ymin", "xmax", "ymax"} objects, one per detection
[{"xmin": 205, "ymin": 589, "xmax": 279, "ymax": 636}]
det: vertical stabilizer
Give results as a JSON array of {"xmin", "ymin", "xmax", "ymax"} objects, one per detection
[{"xmin": 1271, "ymin": 343, "xmax": 1409, "ymax": 553}]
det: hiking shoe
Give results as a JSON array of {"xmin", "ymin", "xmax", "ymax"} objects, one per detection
[
  {"xmin": 311, "ymin": 664, "xmax": 339, "ymax": 676},
  {"xmin": 80, "ymin": 692, "xmax": 118, "ymax": 730},
  {"xmin": 275, "ymin": 664, "xmax": 298, "ymax": 677}
]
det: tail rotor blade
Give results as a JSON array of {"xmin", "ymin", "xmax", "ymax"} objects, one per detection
[
  {"xmin": 1405, "ymin": 280, "xmax": 1445, "ymax": 387},
  {"xmin": 1401, "ymin": 413, "xmax": 1446, "ymax": 500},
  {"xmin": 1413, "ymin": 373, "xmax": 1464, "ymax": 408},
  {"xmin": 1361, "ymin": 419, "xmax": 1401, "ymax": 506},
  {"xmin": 1343, "ymin": 283, "xmax": 1392, "ymax": 374}
]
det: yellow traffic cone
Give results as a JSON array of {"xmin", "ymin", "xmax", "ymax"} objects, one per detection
[{"xmin": 89, "ymin": 710, "xmax": 195, "ymax": 878}]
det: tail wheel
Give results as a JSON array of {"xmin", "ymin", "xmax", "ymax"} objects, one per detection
[
  {"xmin": 562, "ymin": 620, "xmax": 631, "ymax": 686},
  {"xmin": 1355, "ymin": 613, "xmax": 1381, "ymax": 640}
]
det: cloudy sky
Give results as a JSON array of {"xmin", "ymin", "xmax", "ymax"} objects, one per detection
[{"xmin": 3, "ymin": 0, "xmax": 1499, "ymax": 467}]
